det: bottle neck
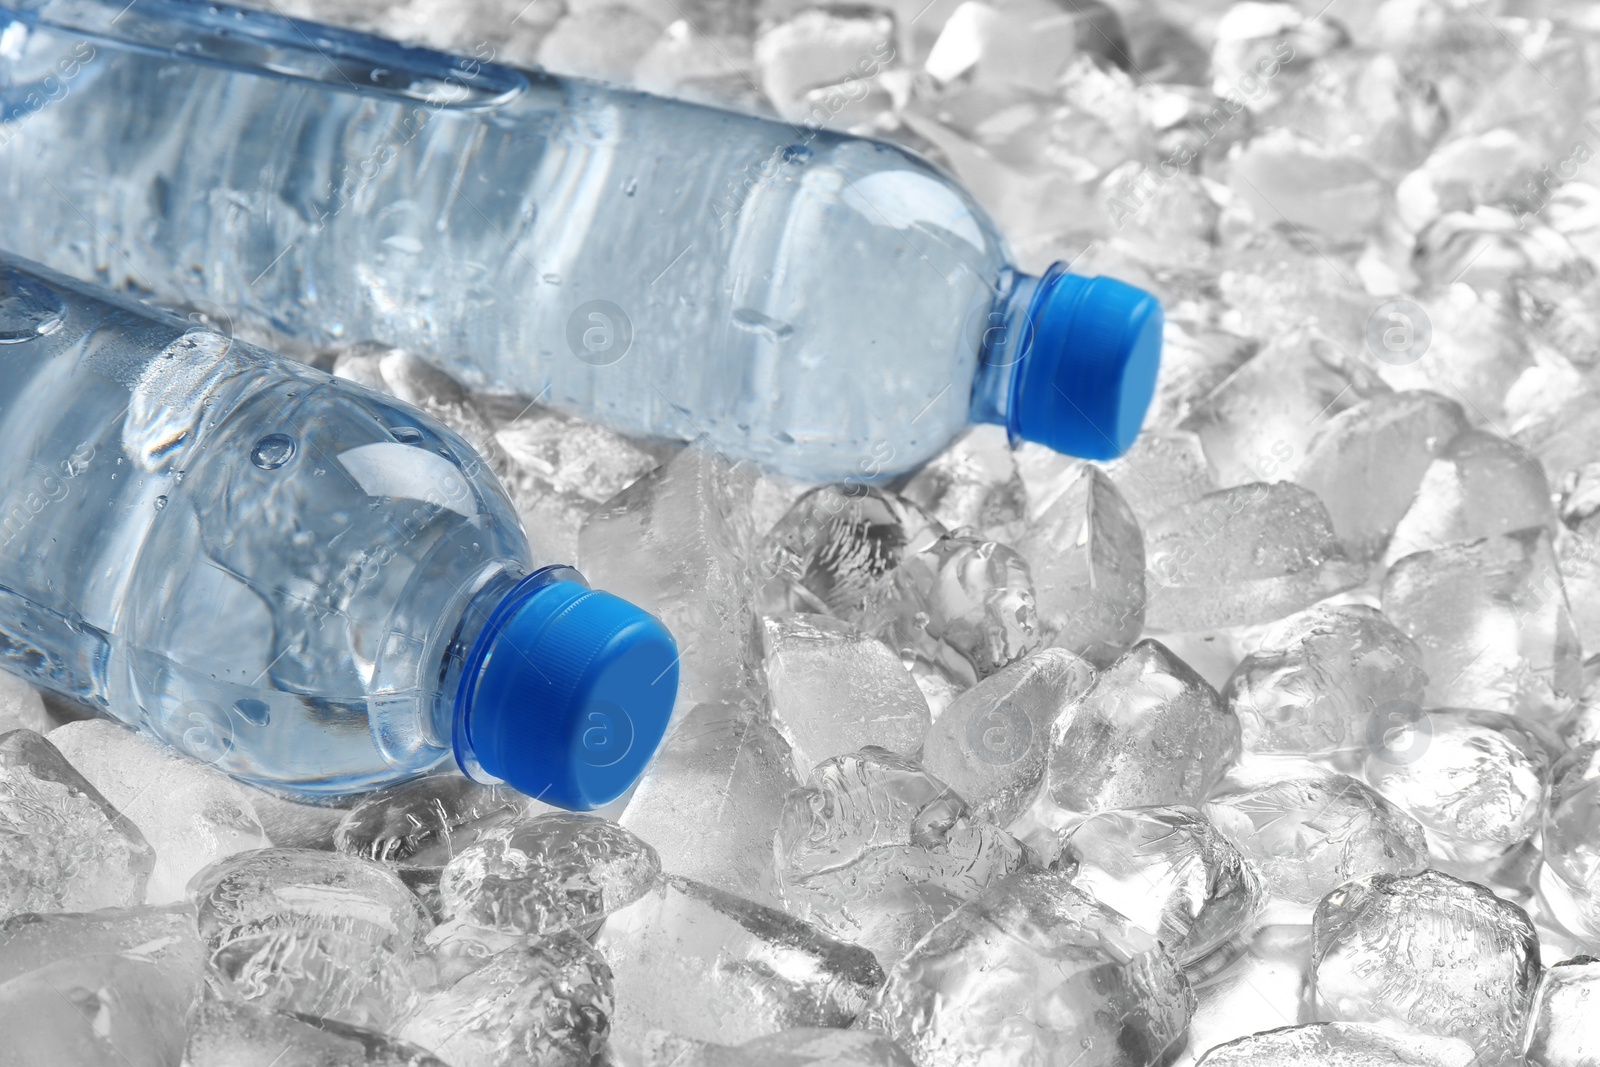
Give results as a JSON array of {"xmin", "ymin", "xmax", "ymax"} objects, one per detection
[{"xmin": 969, "ymin": 270, "xmax": 1042, "ymax": 432}]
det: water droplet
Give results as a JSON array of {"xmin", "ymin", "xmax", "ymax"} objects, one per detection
[
  {"xmin": 233, "ymin": 698, "xmax": 271, "ymax": 726},
  {"xmin": 391, "ymin": 426, "xmax": 423, "ymax": 444},
  {"xmin": 153, "ymin": 495, "xmax": 168, "ymax": 510},
  {"xmin": 623, "ymin": 178, "xmax": 638, "ymax": 196},
  {"xmin": 251, "ymin": 433, "xmax": 296, "ymax": 470},
  {"xmin": 782, "ymin": 144, "xmax": 812, "ymax": 164},
  {"xmin": 731, "ymin": 306, "xmax": 796, "ymax": 341},
  {"xmin": 0, "ymin": 267, "xmax": 67, "ymax": 345}
]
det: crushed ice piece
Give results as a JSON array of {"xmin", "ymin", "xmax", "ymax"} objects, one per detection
[
  {"xmin": 49, "ymin": 719, "xmax": 272, "ymax": 904},
  {"xmin": 190, "ymin": 847, "xmax": 432, "ymax": 1030},
  {"xmin": 1051, "ymin": 805, "xmax": 1264, "ymax": 968},
  {"xmin": 1515, "ymin": 379, "xmax": 1600, "ymax": 491},
  {"xmin": 635, "ymin": 23, "xmax": 766, "ymax": 112},
  {"xmin": 0, "ymin": 728, "xmax": 154, "ymax": 916},
  {"xmin": 1215, "ymin": 232, "xmax": 1372, "ymax": 359},
  {"xmin": 645, "ymin": 1027, "xmax": 917, "ymax": 1067},
  {"xmin": 1013, "ymin": 463, "xmax": 1146, "ymax": 665},
  {"xmin": 0, "ymin": 673, "xmax": 49, "ymax": 736},
  {"xmin": 1523, "ymin": 955, "xmax": 1600, "ymax": 1067},
  {"xmin": 1226, "ymin": 128, "xmax": 1387, "ymax": 243},
  {"xmin": 1309, "ymin": 869, "xmax": 1541, "ymax": 1062},
  {"xmin": 1048, "ymin": 639, "xmax": 1239, "ymax": 816},
  {"xmin": 1205, "ymin": 763, "xmax": 1427, "ymax": 914},
  {"xmin": 861, "ymin": 866, "xmax": 1193, "ymax": 1066},
  {"xmin": 621, "ymin": 699, "xmax": 798, "ymax": 906},
  {"xmin": 1373, "ymin": 283, "xmax": 1530, "ymax": 424},
  {"xmin": 592, "ymin": 875, "xmax": 884, "ymax": 1055},
  {"xmin": 1144, "ymin": 482, "xmax": 1366, "ymax": 632},
  {"xmin": 926, "ymin": 0, "xmax": 1128, "ymax": 93},
  {"xmin": 900, "ymin": 425, "xmax": 1028, "ymax": 544},
  {"xmin": 1394, "ymin": 128, "xmax": 1549, "ymax": 233},
  {"xmin": 1209, "ymin": 2, "xmax": 1347, "ymax": 111},
  {"xmin": 1182, "ymin": 924, "xmax": 1312, "ymax": 1057},
  {"xmin": 1363, "ymin": 707, "xmax": 1550, "ymax": 867},
  {"xmin": 1195, "ymin": 1021, "xmax": 1476, "ymax": 1067},
  {"xmin": 0, "ymin": 904, "xmax": 201, "ymax": 984},
  {"xmin": 921, "ymin": 648, "xmax": 1096, "ymax": 826},
  {"xmin": 1145, "ymin": 322, "xmax": 1259, "ymax": 431},
  {"xmin": 1296, "ymin": 391, "xmax": 1469, "ymax": 561},
  {"xmin": 1382, "ymin": 528, "xmax": 1583, "ymax": 723},
  {"xmin": 1101, "ymin": 428, "xmax": 1219, "ymax": 527},
  {"xmin": 185, "ymin": 997, "xmax": 448, "ymax": 1066},
  {"xmin": 1557, "ymin": 514, "xmax": 1600, "ymax": 658},
  {"xmin": 773, "ymin": 747, "xmax": 1028, "ymax": 965},
  {"xmin": 334, "ymin": 774, "xmax": 527, "ymax": 868},
  {"xmin": 0, "ymin": 951, "xmax": 199, "ymax": 1066},
  {"xmin": 763, "ymin": 614, "xmax": 931, "ymax": 775},
  {"xmin": 754, "ymin": 7, "xmax": 896, "ymax": 126},
  {"xmin": 580, "ymin": 441, "xmax": 759, "ymax": 707},
  {"xmin": 400, "ymin": 930, "xmax": 612, "ymax": 1067},
  {"xmin": 536, "ymin": 5, "xmax": 666, "ymax": 83},
  {"xmin": 1542, "ymin": 741, "xmax": 1600, "ymax": 941},
  {"xmin": 438, "ymin": 812, "xmax": 660, "ymax": 935},
  {"xmin": 1222, "ymin": 603, "xmax": 1427, "ymax": 764}
]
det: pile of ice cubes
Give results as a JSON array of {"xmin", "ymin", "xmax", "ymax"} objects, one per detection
[{"xmin": 5, "ymin": 0, "xmax": 1600, "ymax": 1063}]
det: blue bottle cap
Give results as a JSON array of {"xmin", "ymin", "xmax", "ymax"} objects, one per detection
[
  {"xmin": 457, "ymin": 575, "xmax": 679, "ymax": 810},
  {"xmin": 1008, "ymin": 267, "xmax": 1163, "ymax": 461}
]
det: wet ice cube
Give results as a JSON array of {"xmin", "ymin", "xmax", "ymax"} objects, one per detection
[
  {"xmin": 537, "ymin": 5, "xmax": 665, "ymax": 82},
  {"xmin": 0, "ymin": 729, "xmax": 154, "ymax": 917},
  {"xmin": 1310, "ymin": 869, "xmax": 1541, "ymax": 1063},
  {"xmin": 754, "ymin": 7, "xmax": 895, "ymax": 125},
  {"xmin": 1195, "ymin": 1022, "xmax": 1475, "ymax": 1067},
  {"xmin": 49, "ymin": 719, "xmax": 272, "ymax": 903},
  {"xmin": 1182, "ymin": 924, "xmax": 1313, "ymax": 1058},
  {"xmin": 1052, "ymin": 806, "xmax": 1264, "ymax": 969},
  {"xmin": 926, "ymin": 0, "xmax": 1127, "ymax": 93},
  {"xmin": 646, "ymin": 1027, "xmax": 916, "ymax": 1067},
  {"xmin": 400, "ymin": 930, "xmax": 612, "ymax": 1067},
  {"xmin": 1523, "ymin": 955, "xmax": 1600, "ymax": 1067},
  {"xmin": 621, "ymin": 699, "xmax": 799, "ymax": 907},
  {"xmin": 921, "ymin": 648, "xmax": 1096, "ymax": 826},
  {"xmin": 763, "ymin": 614, "xmax": 931, "ymax": 775},
  {"xmin": 333, "ymin": 773, "xmax": 528, "ymax": 868},
  {"xmin": 592, "ymin": 876, "xmax": 884, "ymax": 1055},
  {"xmin": 861, "ymin": 866, "xmax": 1193, "ymax": 1067},
  {"xmin": 1205, "ymin": 764, "xmax": 1427, "ymax": 915},
  {"xmin": 1295, "ymin": 391, "xmax": 1469, "ymax": 561},
  {"xmin": 1364, "ymin": 707, "xmax": 1550, "ymax": 867},
  {"xmin": 0, "ymin": 952, "xmax": 199, "ymax": 1067},
  {"xmin": 1144, "ymin": 482, "xmax": 1367, "ymax": 632},
  {"xmin": 190, "ymin": 848, "xmax": 432, "ymax": 1030},
  {"xmin": 1542, "ymin": 741, "xmax": 1600, "ymax": 941},
  {"xmin": 1144, "ymin": 322, "xmax": 1259, "ymax": 432},
  {"xmin": 900, "ymin": 425, "xmax": 1028, "ymax": 544},
  {"xmin": 1101, "ymin": 428, "xmax": 1219, "ymax": 527},
  {"xmin": 186, "ymin": 997, "xmax": 449, "ymax": 1066},
  {"xmin": 774, "ymin": 747, "xmax": 1028, "ymax": 965},
  {"xmin": 0, "ymin": 904, "xmax": 201, "ymax": 987},
  {"xmin": 438, "ymin": 812, "xmax": 660, "ymax": 935},
  {"xmin": 1049, "ymin": 640, "xmax": 1240, "ymax": 816},
  {"xmin": 1013, "ymin": 464, "xmax": 1146, "ymax": 665},
  {"xmin": 0, "ymin": 672, "xmax": 49, "ymax": 736},
  {"xmin": 1372, "ymin": 283, "xmax": 1530, "ymax": 425},
  {"xmin": 1223, "ymin": 603, "xmax": 1428, "ymax": 763},
  {"xmin": 1381, "ymin": 528, "xmax": 1583, "ymax": 723},
  {"xmin": 1226, "ymin": 128, "xmax": 1387, "ymax": 243}
]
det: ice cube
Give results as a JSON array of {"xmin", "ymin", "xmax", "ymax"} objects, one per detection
[
  {"xmin": 1209, "ymin": 2, "xmax": 1346, "ymax": 111},
  {"xmin": 1222, "ymin": 603, "xmax": 1428, "ymax": 763},
  {"xmin": 1363, "ymin": 707, "xmax": 1550, "ymax": 867},
  {"xmin": 0, "ymin": 904, "xmax": 201, "ymax": 985},
  {"xmin": 774, "ymin": 747, "xmax": 1028, "ymax": 965},
  {"xmin": 190, "ymin": 848, "xmax": 432, "ymax": 1030},
  {"xmin": 1542, "ymin": 741, "xmax": 1600, "ymax": 942},
  {"xmin": 861, "ymin": 866, "xmax": 1193, "ymax": 1067},
  {"xmin": 634, "ymin": 23, "xmax": 766, "ymax": 111},
  {"xmin": 1309, "ymin": 869, "xmax": 1541, "ymax": 1063},
  {"xmin": 1204, "ymin": 764, "xmax": 1428, "ymax": 916},
  {"xmin": 1013, "ymin": 464, "xmax": 1146, "ymax": 665},
  {"xmin": 437, "ymin": 812, "xmax": 660, "ymax": 936},
  {"xmin": 0, "ymin": 729, "xmax": 154, "ymax": 917},
  {"xmin": 900, "ymin": 426, "xmax": 1028, "ymax": 544},
  {"xmin": 536, "ymin": 5, "xmax": 665, "ymax": 83},
  {"xmin": 580, "ymin": 442, "xmax": 759, "ymax": 707},
  {"xmin": 0, "ymin": 952, "xmax": 198, "ymax": 1067},
  {"xmin": 1144, "ymin": 321, "xmax": 1259, "ymax": 432},
  {"xmin": 1523, "ymin": 955, "xmax": 1600, "ymax": 1067},
  {"xmin": 1215, "ymin": 233, "xmax": 1372, "ymax": 359},
  {"xmin": 763, "ymin": 614, "xmax": 931, "ymax": 775},
  {"xmin": 1557, "ymin": 520, "xmax": 1600, "ymax": 659},
  {"xmin": 334, "ymin": 773, "xmax": 529, "ymax": 867},
  {"xmin": 1226, "ymin": 128, "xmax": 1387, "ymax": 243},
  {"xmin": 0, "ymin": 672, "xmax": 49, "ymax": 736},
  {"xmin": 1182, "ymin": 924, "xmax": 1312, "ymax": 1058},
  {"xmin": 1052, "ymin": 806, "xmax": 1264, "ymax": 969},
  {"xmin": 1381, "ymin": 528, "xmax": 1583, "ymax": 723},
  {"xmin": 925, "ymin": 0, "xmax": 1128, "ymax": 93},
  {"xmin": 48, "ymin": 719, "xmax": 273, "ymax": 904},
  {"xmin": 400, "ymin": 930, "xmax": 612, "ymax": 1067},
  {"xmin": 1194, "ymin": 1022, "xmax": 1476, "ymax": 1067},
  {"xmin": 646, "ymin": 1028, "xmax": 917, "ymax": 1067},
  {"xmin": 620, "ymin": 699, "xmax": 799, "ymax": 907},
  {"xmin": 1394, "ymin": 129, "xmax": 1549, "ymax": 233},
  {"xmin": 592, "ymin": 876, "xmax": 884, "ymax": 1055},
  {"xmin": 754, "ymin": 7, "xmax": 896, "ymax": 125},
  {"xmin": 1049, "ymin": 640, "xmax": 1240, "ymax": 816},
  {"xmin": 1371, "ymin": 283, "xmax": 1530, "ymax": 425},
  {"xmin": 1100, "ymin": 428, "xmax": 1219, "ymax": 527},
  {"xmin": 188, "ymin": 1000, "xmax": 448, "ymax": 1066},
  {"xmin": 921, "ymin": 648, "xmax": 1096, "ymax": 826}
]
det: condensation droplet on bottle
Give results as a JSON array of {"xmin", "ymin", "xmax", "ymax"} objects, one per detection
[
  {"xmin": 0, "ymin": 267, "xmax": 67, "ymax": 345},
  {"xmin": 251, "ymin": 433, "xmax": 296, "ymax": 470},
  {"xmin": 153, "ymin": 495, "xmax": 168, "ymax": 510},
  {"xmin": 391, "ymin": 425, "xmax": 423, "ymax": 444}
]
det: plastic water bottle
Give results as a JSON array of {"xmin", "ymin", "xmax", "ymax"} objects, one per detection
[
  {"xmin": 0, "ymin": 252, "xmax": 679, "ymax": 807},
  {"xmin": 0, "ymin": 0, "xmax": 1163, "ymax": 483}
]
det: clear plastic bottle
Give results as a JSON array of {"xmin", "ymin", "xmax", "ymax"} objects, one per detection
[
  {"xmin": 0, "ymin": 253, "xmax": 679, "ymax": 806},
  {"xmin": 0, "ymin": 0, "xmax": 1162, "ymax": 482}
]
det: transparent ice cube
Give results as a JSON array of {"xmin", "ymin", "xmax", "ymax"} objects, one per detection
[
  {"xmin": 0, "ymin": 951, "xmax": 198, "ymax": 1067},
  {"xmin": 1101, "ymin": 428, "xmax": 1219, "ymax": 527},
  {"xmin": 1523, "ymin": 955, "xmax": 1600, "ymax": 1067},
  {"xmin": 333, "ymin": 773, "xmax": 529, "ymax": 868},
  {"xmin": 0, "ymin": 903, "xmax": 201, "ymax": 986},
  {"xmin": 754, "ymin": 7, "xmax": 896, "ymax": 126},
  {"xmin": 184, "ymin": 997, "xmax": 449, "ymax": 1067},
  {"xmin": 1182, "ymin": 924, "xmax": 1313, "ymax": 1059},
  {"xmin": 0, "ymin": 672, "xmax": 49, "ymax": 737},
  {"xmin": 645, "ymin": 1027, "xmax": 917, "ymax": 1067},
  {"xmin": 899, "ymin": 425, "xmax": 1028, "ymax": 545},
  {"xmin": 1194, "ymin": 1021, "xmax": 1475, "ymax": 1067},
  {"xmin": 1542, "ymin": 741, "xmax": 1600, "ymax": 942}
]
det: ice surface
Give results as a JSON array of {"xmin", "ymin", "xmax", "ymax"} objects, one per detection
[
  {"xmin": 1052, "ymin": 806, "xmax": 1263, "ymax": 968},
  {"xmin": 1101, "ymin": 428, "xmax": 1219, "ymax": 527},
  {"xmin": 1372, "ymin": 283, "xmax": 1530, "ymax": 424},
  {"xmin": 1223, "ymin": 603, "xmax": 1428, "ymax": 763},
  {"xmin": 1195, "ymin": 1022, "xmax": 1475, "ymax": 1067},
  {"xmin": 1049, "ymin": 640, "xmax": 1239, "ymax": 816},
  {"xmin": 185, "ymin": 997, "xmax": 449, "ymax": 1067},
  {"xmin": 1013, "ymin": 464, "xmax": 1146, "ymax": 665},
  {"xmin": 1144, "ymin": 482, "xmax": 1367, "ymax": 632},
  {"xmin": 333, "ymin": 774, "xmax": 528, "ymax": 868},
  {"xmin": 1205, "ymin": 764, "xmax": 1427, "ymax": 914},
  {"xmin": 1145, "ymin": 323, "xmax": 1259, "ymax": 433},
  {"xmin": 925, "ymin": 0, "xmax": 1128, "ymax": 93},
  {"xmin": 0, "ymin": 952, "xmax": 198, "ymax": 1067},
  {"xmin": 437, "ymin": 812, "xmax": 660, "ymax": 935},
  {"xmin": 753, "ymin": 7, "xmax": 895, "ymax": 126},
  {"xmin": 0, "ymin": 672, "xmax": 49, "ymax": 736},
  {"xmin": 763, "ymin": 614, "xmax": 931, "ymax": 775},
  {"xmin": 0, "ymin": 729, "xmax": 154, "ymax": 917},
  {"xmin": 49, "ymin": 719, "xmax": 272, "ymax": 903},
  {"xmin": 1542, "ymin": 742, "xmax": 1600, "ymax": 942},
  {"xmin": 620, "ymin": 699, "xmax": 798, "ymax": 906},
  {"xmin": 1181, "ymin": 924, "xmax": 1312, "ymax": 1059},
  {"xmin": 400, "ymin": 930, "xmax": 612, "ymax": 1067},
  {"xmin": 1310, "ymin": 870, "xmax": 1541, "ymax": 1063},
  {"xmin": 773, "ymin": 747, "xmax": 1028, "ymax": 965},
  {"xmin": 1523, "ymin": 955, "xmax": 1600, "ymax": 1067},
  {"xmin": 900, "ymin": 426, "xmax": 1028, "ymax": 545},
  {"xmin": 592, "ymin": 875, "xmax": 884, "ymax": 1055},
  {"xmin": 921, "ymin": 648, "xmax": 1096, "ymax": 826},
  {"xmin": 645, "ymin": 1027, "xmax": 916, "ymax": 1067},
  {"xmin": 861, "ymin": 866, "xmax": 1193, "ymax": 1067},
  {"xmin": 1226, "ymin": 128, "xmax": 1387, "ymax": 243},
  {"xmin": 1382, "ymin": 528, "xmax": 1583, "ymax": 723},
  {"xmin": 190, "ymin": 848, "xmax": 432, "ymax": 1029}
]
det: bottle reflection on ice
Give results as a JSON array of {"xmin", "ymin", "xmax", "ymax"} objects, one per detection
[
  {"xmin": 0, "ymin": 254, "xmax": 679, "ymax": 806},
  {"xmin": 0, "ymin": 0, "xmax": 1162, "ymax": 482}
]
